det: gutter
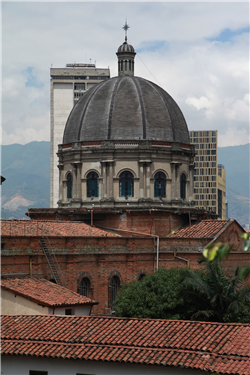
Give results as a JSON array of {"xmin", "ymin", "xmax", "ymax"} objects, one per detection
[{"xmin": 173, "ymin": 249, "xmax": 190, "ymax": 268}]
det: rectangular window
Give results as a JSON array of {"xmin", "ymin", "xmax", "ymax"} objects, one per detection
[
  {"xmin": 30, "ymin": 372, "xmax": 48, "ymax": 375},
  {"xmin": 65, "ymin": 308, "xmax": 72, "ymax": 315}
]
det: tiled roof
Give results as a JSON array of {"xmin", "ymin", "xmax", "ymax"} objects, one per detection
[
  {"xmin": 169, "ymin": 219, "xmax": 232, "ymax": 238},
  {"xmin": 1, "ymin": 219, "xmax": 115, "ymax": 237},
  {"xmin": 1, "ymin": 315, "xmax": 250, "ymax": 374},
  {"xmin": 1, "ymin": 277, "xmax": 97, "ymax": 307}
]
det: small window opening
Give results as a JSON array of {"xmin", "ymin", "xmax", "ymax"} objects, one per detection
[
  {"xmin": 110, "ymin": 276, "xmax": 120, "ymax": 308},
  {"xmin": 67, "ymin": 173, "xmax": 73, "ymax": 199},
  {"xmin": 79, "ymin": 277, "xmax": 90, "ymax": 297},
  {"xmin": 180, "ymin": 173, "xmax": 186, "ymax": 199},
  {"xmin": 87, "ymin": 172, "xmax": 99, "ymax": 197},
  {"xmin": 119, "ymin": 171, "xmax": 134, "ymax": 198},
  {"xmin": 154, "ymin": 172, "xmax": 166, "ymax": 197}
]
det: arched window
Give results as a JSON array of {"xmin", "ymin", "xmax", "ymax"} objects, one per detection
[
  {"xmin": 87, "ymin": 172, "xmax": 99, "ymax": 197},
  {"xmin": 119, "ymin": 171, "xmax": 134, "ymax": 198},
  {"xmin": 79, "ymin": 277, "xmax": 90, "ymax": 297},
  {"xmin": 154, "ymin": 172, "xmax": 166, "ymax": 197},
  {"xmin": 180, "ymin": 173, "xmax": 186, "ymax": 199},
  {"xmin": 110, "ymin": 276, "xmax": 120, "ymax": 308},
  {"xmin": 67, "ymin": 173, "xmax": 73, "ymax": 199},
  {"xmin": 129, "ymin": 60, "xmax": 131, "ymax": 71}
]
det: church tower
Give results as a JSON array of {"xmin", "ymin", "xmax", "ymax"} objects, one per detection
[{"xmin": 116, "ymin": 21, "xmax": 136, "ymax": 77}]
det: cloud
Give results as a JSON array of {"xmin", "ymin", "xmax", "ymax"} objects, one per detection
[{"xmin": 1, "ymin": 2, "xmax": 249, "ymax": 147}]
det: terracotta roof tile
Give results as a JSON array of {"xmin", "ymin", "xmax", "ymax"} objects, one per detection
[
  {"xmin": 1, "ymin": 315, "xmax": 250, "ymax": 374},
  {"xmin": 1, "ymin": 219, "xmax": 115, "ymax": 237},
  {"xmin": 1, "ymin": 277, "xmax": 97, "ymax": 307},
  {"xmin": 169, "ymin": 219, "xmax": 231, "ymax": 238}
]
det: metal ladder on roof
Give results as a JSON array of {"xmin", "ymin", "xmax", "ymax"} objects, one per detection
[{"xmin": 40, "ymin": 235, "xmax": 68, "ymax": 289}]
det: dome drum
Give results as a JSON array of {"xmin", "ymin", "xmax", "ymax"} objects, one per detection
[{"xmin": 57, "ymin": 140, "xmax": 195, "ymax": 209}]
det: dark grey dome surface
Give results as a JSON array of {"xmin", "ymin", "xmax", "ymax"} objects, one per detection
[
  {"xmin": 63, "ymin": 76, "xmax": 190, "ymax": 144},
  {"xmin": 117, "ymin": 41, "xmax": 135, "ymax": 53}
]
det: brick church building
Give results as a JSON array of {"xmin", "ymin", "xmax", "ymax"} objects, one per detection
[{"xmin": 1, "ymin": 26, "xmax": 249, "ymax": 315}]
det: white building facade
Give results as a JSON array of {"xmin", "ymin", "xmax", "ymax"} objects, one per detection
[{"xmin": 50, "ymin": 63, "xmax": 110, "ymax": 207}]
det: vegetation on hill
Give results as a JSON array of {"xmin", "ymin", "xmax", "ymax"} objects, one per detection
[
  {"xmin": 1, "ymin": 141, "xmax": 249, "ymax": 224},
  {"xmin": 218, "ymin": 143, "xmax": 249, "ymax": 227},
  {"xmin": 1, "ymin": 141, "xmax": 50, "ymax": 219}
]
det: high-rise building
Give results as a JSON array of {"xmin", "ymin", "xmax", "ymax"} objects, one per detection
[
  {"xmin": 189, "ymin": 130, "xmax": 226, "ymax": 219},
  {"xmin": 217, "ymin": 164, "xmax": 227, "ymax": 220},
  {"xmin": 50, "ymin": 63, "xmax": 110, "ymax": 208}
]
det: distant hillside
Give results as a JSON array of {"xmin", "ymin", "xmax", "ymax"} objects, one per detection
[
  {"xmin": 1, "ymin": 141, "xmax": 249, "ymax": 227},
  {"xmin": 1, "ymin": 141, "xmax": 50, "ymax": 219},
  {"xmin": 218, "ymin": 143, "xmax": 249, "ymax": 227}
]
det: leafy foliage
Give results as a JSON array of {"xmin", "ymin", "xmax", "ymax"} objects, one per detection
[
  {"xmin": 203, "ymin": 233, "xmax": 250, "ymax": 280},
  {"xmin": 114, "ymin": 268, "xmax": 201, "ymax": 320},
  {"xmin": 182, "ymin": 258, "xmax": 250, "ymax": 322}
]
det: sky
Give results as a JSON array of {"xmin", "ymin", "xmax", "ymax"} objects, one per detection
[{"xmin": 1, "ymin": 1, "xmax": 249, "ymax": 148}]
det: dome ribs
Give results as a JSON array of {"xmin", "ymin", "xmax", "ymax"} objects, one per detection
[
  {"xmin": 147, "ymin": 82, "xmax": 176, "ymax": 141},
  {"xmin": 131, "ymin": 77, "xmax": 146, "ymax": 139},
  {"xmin": 108, "ymin": 77, "xmax": 122, "ymax": 139},
  {"xmin": 77, "ymin": 80, "xmax": 107, "ymax": 141},
  {"xmin": 62, "ymin": 76, "xmax": 190, "ymax": 144},
  {"xmin": 160, "ymin": 90, "xmax": 189, "ymax": 144}
]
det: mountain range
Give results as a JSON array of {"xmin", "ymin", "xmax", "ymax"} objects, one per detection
[{"xmin": 1, "ymin": 141, "xmax": 249, "ymax": 228}]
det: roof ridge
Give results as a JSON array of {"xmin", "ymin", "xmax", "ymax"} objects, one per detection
[{"xmin": 2, "ymin": 338, "xmax": 250, "ymax": 359}]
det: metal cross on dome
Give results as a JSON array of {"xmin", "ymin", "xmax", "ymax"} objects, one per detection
[{"xmin": 123, "ymin": 20, "xmax": 130, "ymax": 41}]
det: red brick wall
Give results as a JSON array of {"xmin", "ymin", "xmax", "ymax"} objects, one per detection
[
  {"xmin": 2, "ymin": 227, "xmax": 249, "ymax": 315},
  {"xmin": 96, "ymin": 211, "xmax": 188, "ymax": 236}
]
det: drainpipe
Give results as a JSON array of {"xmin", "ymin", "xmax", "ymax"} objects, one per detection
[
  {"xmin": 156, "ymin": 237, "xmax": 159, "ymax": 270},
  {"xmin": 173, "ymin": 249, "xmax": 190, "ymax": 268},
  {"xmin": 96, "ymin": 225, "xmax": 160, "ymax": 271},
  {"xmin": 29, "ymin": 257, "xmax": 32, "ymax": 277},
  {"xmin": 91, "ymin": 209, "xmax": 93, "ymax": 226}
]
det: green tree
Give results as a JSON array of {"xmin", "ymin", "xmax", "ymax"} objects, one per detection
[
  {"xmin": 203, "ymin": 233, "xmax": 250, "ymax": 280},
  {"xmin": 114, "ymin": 268, "xmax": 200, "ymax": 320},
  {"xmin": 182, "ymin": 258, "xmax": 250, "ymax": 322}
]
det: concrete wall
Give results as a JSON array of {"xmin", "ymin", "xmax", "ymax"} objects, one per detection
[
  {"xmin": 1, "ymin": 289, "xmax": 48, "ymax": 315},
  {"xmin": 50, "ymin": 82, "xmax": 73, "ymax": 208},
  {"xmin": 51, "ymin": 305, "xmax": 92, "ymax": 316},
  {"xmin": 1, "ymin": 354, "xmax": 206, "ymax": 375}
]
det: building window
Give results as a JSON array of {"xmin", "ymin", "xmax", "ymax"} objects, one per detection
[
  {"xmin": 180, "ymin": 173, "xmax": 186, "ymax": 199},
  {"xmin": 67, "ymin": 173, "xmax": 73, "ymax": 199},
  {"xmin": 74, "ymin": 83, "xmax": 85, "ymax": 90},
  {"xmin": 29, "ymin": 372, "xmax": 48, "ymax": 375},
  {"xmin": 119, "ymin": 171, "xmax": 134, "ymax": 198},
  {"xmin": 65, "ymin": 308, "xmax": 72, "ymax": 315},
  {"xmin": 154, "ymin": 172, "xmax": 166, "ymax": 197},
  {"xmin": 87, "ymin": 172, "xmax": 99, "ymax": 197},
  {"xmin": 79, "ymin": 277, "xmax": 90, "ymax": 297},
  {"xmin": 110, "ymin": 276, "xmax": 120, "ymax": 308}
]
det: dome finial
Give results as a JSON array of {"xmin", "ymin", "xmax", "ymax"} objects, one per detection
[{"xmin": 122, "ymin": 20, "xmax": 130, "ymax": 42}]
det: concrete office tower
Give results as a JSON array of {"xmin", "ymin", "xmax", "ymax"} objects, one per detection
[
  {"xmin": 50, "ymin": 63, "xmax": 110, "ymax": 208},
  {"xmin": 189, "ymin": 130, "xmax": 226, "ymax": 219}
]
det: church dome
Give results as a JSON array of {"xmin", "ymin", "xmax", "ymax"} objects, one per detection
[
  {"xmin": 117, "ymin": 41, "xmax": 135, "ymax": 53},
  {"xmin": 63, "ymin": 75, "xmax": 190, "ymax": 144}
]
